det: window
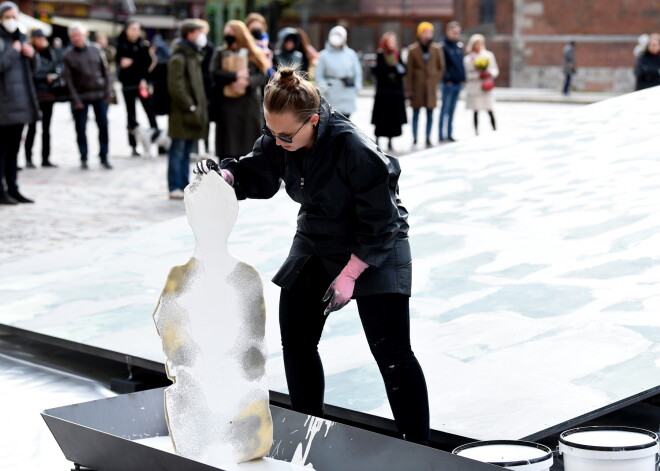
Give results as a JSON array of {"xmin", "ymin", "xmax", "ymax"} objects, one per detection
[{"xmin": 480, "ymin": 0, "xmax": 495, "ymax": 24}]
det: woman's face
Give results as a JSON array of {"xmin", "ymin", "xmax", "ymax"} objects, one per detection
[
  {"xmin": 649, "ymin": 38, "xmax": 660, "ymax": 55},
  {"xmin": 472, "ymin": 39, "xmax": 483, "ymax": 53},
  {"xmin": 126, "ymin": 22, "xmax": 141, "ymax": 42},
  {"xmin": 386, "ymin": 35, "xmax": 397, "ymax": 50},
  {"xmin": 224, "ymin": 25, "xmax": 239, "ymax": 49},
  {"xmin": 263, "ymin": 110, "xmax": 319, "ymax": 152}
]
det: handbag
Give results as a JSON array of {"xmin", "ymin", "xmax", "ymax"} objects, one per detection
[
  {"xmin": 340, "ymin": 76, "xmax": 355, "ymax": 88},
  {"xmin": 222, "ymin": 50, "xmax": 249, "ymax": 98},
  {"xmin": 481, "ymin": 77, "xmax": 495, "ymax": 92}
]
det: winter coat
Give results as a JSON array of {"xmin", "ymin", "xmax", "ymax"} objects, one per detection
[
  {"xmin": 371, "ymin": 51, "xmax": 407, "ymax": 137},
  {"xmin": 33, "ymin": 46, "xmax": 62, "ymax": 98},
  {"xmin": 441, "ymin": 37, "xmax": 466, "ymax": 84},
  {"xmin": 210, "ymin": 47, "xmax": 267, "ymax": 158},
  {"xmin": 563, "ymin": 45, "xmax": 576, "ymax": 75},
  {"xmin": 635, "ymin": 51, "xmax": 660, "ymax": 91},
  {"xmin": 116, "ymin": 37, "xmax": 152, "ymax": 86},
  {"xmin": 315, "ymin": 45, "xmax": 362, "ymax": 116},
  {"xmin": 167, "ymin": 41, "xmax": 208, "ymax": 140},
  {"xmin": 220, "ymin": 98, "xmax": 411, "ymax": 297},
  {"xmin": 404, "ymin": 41, "xmax": 445, "ymax": 109},
  {"xmin": 0, "ymin": 26, "xmax": 40, "ymax": 126},
  {"xmin": 464, "ymin": 49, "xmax": 499, "ymax": 111},
  {"xmin": 63, "ymin": 42, "xmax": 112, "ymax": 106}
]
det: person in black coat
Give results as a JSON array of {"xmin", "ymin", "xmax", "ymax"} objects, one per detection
[
  {"xmin": 195, "ymin": 67, "xmax": 430, "ymax": 445},
  {"xmin": 371, "ymin": 32, "xmax": 407, "ymax": 151},
  {"xmin": 0, "ymin": 1, "xmax": 39, "ymax": 204},
  {"xmin": 439, "ymin": 21, "xmax": 466, "ymax": 142},
  {"xmin": 24, "ymin": 28, "xmax": 62, "ymax": 168},
  {"xmin": 116, "ymin": 20, "xmax": 158, "ymax": 156},
  {"xmin": 635, "ymin": 34, "xmax": 660, "ymax": 91}
]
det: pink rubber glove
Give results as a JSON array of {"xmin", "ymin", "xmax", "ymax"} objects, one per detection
[{"xmin": 323, "ymin": 254, "xmax": 369, "ymax": 315}]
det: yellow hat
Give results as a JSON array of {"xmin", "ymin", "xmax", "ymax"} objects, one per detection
[{"xmin": 417, "ymin": 22, "xmax": 434, "ymax": 38}]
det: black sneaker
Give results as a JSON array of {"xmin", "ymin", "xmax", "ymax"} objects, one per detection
[
  {"xmin": 42, "ymin": 161, "xmax": 58, "ymax": 168},
  {"xmin": 0, "ymin": 193, "xmax": 18, "ymax": 205},
  {"xmin": 426, "ymin": 138, "xmax": 433, "ymax": 147},
  {"xmin": 26, "ymin": 161, "xmax": 36, "ymax": 169},
  {"xmin": 448, "ymin": 137, "xmax": 456, "ymax": 142},
  {"xmin": 8, "ymin": 191, "xmax": 34, "ymax": 204},
  {"xmin": 101, "ymin": 161, "xmax": 113, "ymax": 170},
  {"xmin": 131, "ymin": 148, "xmax": 141, "ymax": 157},
  {"xmin": 81, "ymin": 161, "xmax": 89, "ymax": 170}
]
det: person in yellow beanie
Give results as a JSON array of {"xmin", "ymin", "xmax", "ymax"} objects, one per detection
[{"xmin": 404, "ymin": 21, "xmax": 445, "ymax": 148}]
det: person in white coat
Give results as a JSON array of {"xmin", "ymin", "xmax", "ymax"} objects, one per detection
[
  {"xmin": 315, "ymin": 25, "xmax": 362, "ymax": 119},
  {"xmin": 463, "ymin": 34, "xmax": 499, "ymax": 135}
]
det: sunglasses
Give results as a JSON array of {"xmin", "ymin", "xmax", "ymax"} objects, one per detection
[{"xmin": 262, "ymin": 117, "xmax": 310, "ymax": 144}]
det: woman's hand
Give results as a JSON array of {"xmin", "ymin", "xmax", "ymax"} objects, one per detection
[
  {"xmin": 194, "ymin": 159, "xmax": 234, "ymax": 186},
  {"xmin": 120, "ymin": 57, "xmax": 134, "ymax": 69},
  {"xmin": 323, "ymin": 254, "xmax": 369, "ymax": 315}
]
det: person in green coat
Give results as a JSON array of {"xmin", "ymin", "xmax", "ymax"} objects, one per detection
[{"xmin": 167, "ymin": 19, "xmax": 208, "ymax": 200}]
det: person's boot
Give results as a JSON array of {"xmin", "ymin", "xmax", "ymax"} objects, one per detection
[
  {"xmin": 42, "ymin": 159, "xmax": 58, "ymax": 168},
  {"xmin": 101, "ymin": 158, "xmax": 113, "ymax": 169},
  {"xmin": 0, "ymin": 193, "xmax": 18, "ymax": 205},
  {"xmin": 25, "ymin": 157, "xmax": 36, "ymax": 169},
  {"xmin": 8, "ymin": 190, "xmax": 34, "ymax": 204},
  {"xmin": 131, "ymin": 147, "xmax": 141, "ymax": 157}
]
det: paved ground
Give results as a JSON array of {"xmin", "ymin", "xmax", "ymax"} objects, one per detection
[{"xmin": 0, "ymin": 88, "xmax": 588, "ymax": 263}]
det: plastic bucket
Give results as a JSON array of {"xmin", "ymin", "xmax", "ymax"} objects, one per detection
[
  {"xmin": 452, "ymin": 440, "xmax": 553, "ymax": 470},
  {"xmin": 558, "ymin": 426, "xmax": 659, "ymax": 471}
]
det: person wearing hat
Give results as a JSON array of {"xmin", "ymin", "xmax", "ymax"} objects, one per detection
[
  {"xmin": 439, "ymin": 21, "xmax": 466, "ymax": 142},
  {"xmin": 315, "ymin": 25, "xmax": 362, "ymax": 119},
  {"xmin": 166, "ymin": 19, "xmax": 208, "ymax": 200},
  {"xmin": 24, "ymin": 28, "xmax": 62, "ymax": 169},
  {"xmin": 404, "ymin": 21, "xmax": 445, "ymax": 148},
  {"xmin": 0, "ymin": 1, "xmax": 39, "ymax": 204}
]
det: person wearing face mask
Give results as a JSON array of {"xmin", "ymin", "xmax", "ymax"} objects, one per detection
[
  {"xmin": 116, "ymin": 20, "xmax": 159, "ymax": 157},
  {"xmin": 210, "ymin": 20, "xmax": 268, "ymax": 160},
  {"xmin": 166, "ymin": 19, "xmax": 208, "ymax": 200},
  {"xmin": 194, "ymin": 66, "xmax": 430, "ymax": 447},
  {"xmin": 246, "ymin": 12, "xmax": 273, "ymax": 77},
  {"xmin": 315, "ymin": 25, "xmax": 362, "ymax": 119},
  {"xmin": 0, "ymin": 1, "xmax": 39, "ymax": 204},
  {"xmin": 273, "ymin": 27, "xmax": 303, "ymax": 71}
]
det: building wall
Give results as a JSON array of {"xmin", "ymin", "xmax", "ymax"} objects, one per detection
[{"xmin": 456, "ymin": 0, "xmax": 658, "ymax": 91}]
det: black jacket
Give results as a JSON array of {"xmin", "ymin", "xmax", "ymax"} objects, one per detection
[
  {"xmin": 0, "ymin": 26, "xmax": 40, "ymax": 126},
  {"xmin": 63, "ymin": 43, "xmax": 112, "ymax": 106},
  {"xmin": 441, "ymin": 36, "xmax": 466, "ymax": 84},
  {"xmin": 635, "ymin": 51, "xmax": 660, "ymax": 91},
  {"xmin": 221, "ymin": 98, "xmax": 411, "ymax": 296},
  {"xmin": 116, "ymin": 37, "xmax": 152, "ymax": 86},
  {"xmin": 33, "ymin": 46, "xmax": 62, "ymax": 97}
]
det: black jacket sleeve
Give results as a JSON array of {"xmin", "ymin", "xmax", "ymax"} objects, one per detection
[
  {"xmin": 340, "ymin": 132, "xmax": 404, "ymax": 268},
  {"xmin": 220, "ymin": 136, "xmax": 283, "ymax": 200}
]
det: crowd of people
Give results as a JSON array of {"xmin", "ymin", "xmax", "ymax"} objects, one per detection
[{"xmin": 1, "ymin": 0, "xmax": 659, "ymax": 204}]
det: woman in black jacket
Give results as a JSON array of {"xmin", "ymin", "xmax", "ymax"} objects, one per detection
[
  {"xmin": 371, "ymin": 32, "xmax": 407, "ymax": 151},
  {"xmin": 635, "ymin": 34, "xmax": 660, "ymax": 91},
  {"xmin": 196, "ymin": 67, "xmax": 430, "ymax": 445},
  {"xmin": 116, "ymin": 21, "xmax": 158, "ymax": 156}
]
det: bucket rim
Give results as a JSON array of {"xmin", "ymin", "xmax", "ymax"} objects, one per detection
[
  {"xmin": 559, "ymin": 426, "xmax": 659, "ymax": 452},
  {"xmin": 452, "ymin": 439, "xmax": 553, "ymax": 467}
]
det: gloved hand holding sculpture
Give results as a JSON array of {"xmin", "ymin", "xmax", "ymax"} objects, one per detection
[{"xmin": 152, "ymin": 170, "xmax": 273, "ymax": 467}]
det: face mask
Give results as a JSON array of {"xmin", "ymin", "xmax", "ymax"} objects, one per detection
[
  {"xmin": 224, "ymin": 35, "xmax": 236, "ymax": 47},
  {"xmin": 1, "ymin": 18, "xmax": 18, "ymax": 34},
  {"xmin": 328, "ymin": 34, "xmax": 343, "ymax": 48},
  {"xmin": 195, "ymin": 33, "xmax": 207, "ymax": 48},
  {"xmin": 250, "ymin": 29, "xmax": 263, "ymax": 41}
]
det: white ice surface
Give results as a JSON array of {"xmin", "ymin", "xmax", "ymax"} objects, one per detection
[{"xmin": 1, "ymin": 88, "xmax": 659, "ymax": 447}]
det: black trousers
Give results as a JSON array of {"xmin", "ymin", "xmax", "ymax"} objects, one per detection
[
  {"xmin": 122, "ymin": 86, "xmax": 158, "ymax": 148},
  {"xmin": 0, "ymin": 123, "xmax": 24, "ymax": 194},
  {"xmin": 279, "ymin": 257, "xmax": 430, "ymax": 444},
  {"xmin": 25, "ymin": 101, "xmax": 55, "ymax": 164}
]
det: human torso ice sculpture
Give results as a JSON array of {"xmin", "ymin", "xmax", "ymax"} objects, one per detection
[{"xmin": 152, "ymin": 171, "xmax": 273, "ymax": 467}]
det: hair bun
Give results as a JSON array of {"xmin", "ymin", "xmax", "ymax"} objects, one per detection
[{"xmin": 277, "ymin": 67, "xmax": 300, "ymax": 89}]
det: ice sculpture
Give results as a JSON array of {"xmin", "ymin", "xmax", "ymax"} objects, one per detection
[{"xmin": 152, "ymin": 171, "xmax": 273, "ymax": 467}]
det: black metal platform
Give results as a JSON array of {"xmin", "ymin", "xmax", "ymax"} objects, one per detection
[{"xmin": 41, "ymin": 387, "xmax": 501, "ymax": 471}]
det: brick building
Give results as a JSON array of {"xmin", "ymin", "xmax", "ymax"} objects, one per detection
[{"xmin": 455, "ymin": 0, "xmax": 660, "ymax": 92}]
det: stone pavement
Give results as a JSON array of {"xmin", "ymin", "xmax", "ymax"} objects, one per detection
[{"xmin": 0, "ymin": 90, "xmax": 587, "ymax": 263}]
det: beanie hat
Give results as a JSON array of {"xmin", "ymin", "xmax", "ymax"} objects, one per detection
[
  {"xmin": 416, "ymin": 21, "xmax": 434, "ymax": 38},
  {"xmin": 179, "ymin": 19, "xmax": 203, "ymax": 39},
  {"xmin": 0, "ymin": 1, "xmax": 19, "ymax": 17}
]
